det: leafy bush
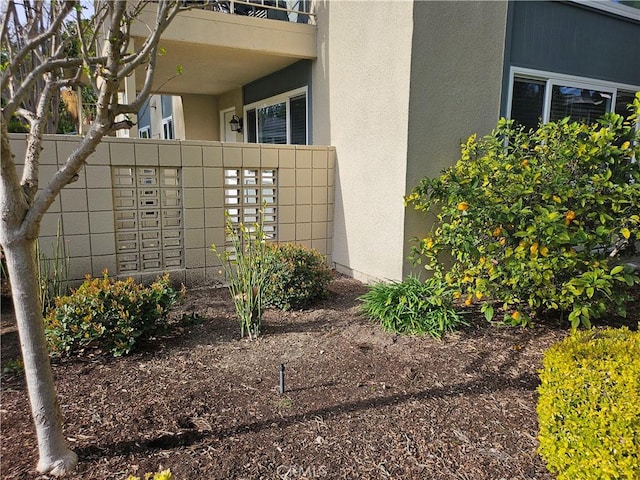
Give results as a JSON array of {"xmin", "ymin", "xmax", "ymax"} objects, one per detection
[
  {"xmin": 537, "ymin": 327, "xmax": 640, "ymax": 479},
  {"xmin": 211, "ymin": 209, "xmax": 274, "ymax": 340},
  {"xmin": 358, "ymin": 276, "xmax": 467, "ymax": 338},
  {"xmin": 2, "ymin": 358, "xmax": 24, "ymax": 376},
  {"xmin": 406, "ymin": 96, "xmax": 640, "ymax": 327},
  {"xmin": 45, "ymin": 271, "xmax": 184, "ymax": 357},
  {"xmin": 126, "ymin": 469, "xmax": 173, "ymax": 480},
  {"xmin": 264, "ymin": 243, "xmax": 333, "ymax": 310}
]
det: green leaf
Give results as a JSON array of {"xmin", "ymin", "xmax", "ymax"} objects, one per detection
[
  {"xmin": 482, "ymin": 304, "xmax": 494, "ymax": 321},
  {"xmin": 610, "ymin": 265, "xmax": 624, "ymax": 276}
]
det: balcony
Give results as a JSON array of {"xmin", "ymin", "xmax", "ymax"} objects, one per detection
[
  {"xmin": 130, "ymin": 1, "xmax": 317, "ymax": 96},
  {"xmin": 183, "ymin": 0, "xmax": 314, "ymax": 25}
]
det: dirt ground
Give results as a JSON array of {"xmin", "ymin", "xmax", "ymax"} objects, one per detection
[{"xmin": 1, "ymin": 274, "xmax": 638, "ymax": 480}]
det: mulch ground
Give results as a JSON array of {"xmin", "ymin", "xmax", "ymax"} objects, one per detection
[{"xmin": 1, "ymin": 275, "xmax": 638, "ymax": 479}]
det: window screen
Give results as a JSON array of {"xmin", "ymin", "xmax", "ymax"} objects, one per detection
[
  {"xmin": 511, "ymin": 78, "xmax": 545, "ymax": 131},
  {"xmin": 615, "ymin": 90, "xmax": 637, "ymax": 118},
  {"xmin": 246, "ymin": 109, "xmax": 257, "ymax": 143},
  {"xmin": 549, "ymin": 86, "xmax": 611, "ymax": 125},
  {"xmin": 258, "ymin": 103, "xmax": 286, "ymax": 144},
  {"xmin": 290, "ymin": 94, "xmax": 307, "ymax": 145}
]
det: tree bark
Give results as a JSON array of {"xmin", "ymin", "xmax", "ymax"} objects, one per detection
[
  {"xmin": 2, "ymin": 238, "xmax": 77, "ymax": 475},
  {"xmin": 1, "ymin": 3, "xmax": 184, "ymax": 474}
]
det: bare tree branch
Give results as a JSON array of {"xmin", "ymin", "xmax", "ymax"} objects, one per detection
[
  {"xmin": 1, "ymin": 2, "xmax": 185, "ymax": 473},
  {"xmin": 117, "ymin": 2, "xmax": 183, "ymax": 81},
  {"xmin": 0, "ymin": 1, "xmax": 76, "ymax": 92},
  {"xmin": 21, "ymin": 72, "xmax": 57, "ymax": 202}
]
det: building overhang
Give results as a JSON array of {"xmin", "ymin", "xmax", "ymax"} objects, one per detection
[{"xmin": 130, "ymin": 7, "xmax": 317, "ymax": 96}]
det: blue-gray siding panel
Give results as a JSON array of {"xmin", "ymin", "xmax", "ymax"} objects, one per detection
[
  {"xmin": 508, "ymin": 1, "xmax": 640, "ymax": 85},
  {"xmin": 243, "ymin": 60, "xmax": 312, "ymax": 105},
  {"xmin": 138, "ymin": 98, "xmax": 151, "ymax": 131},
  {"xmin": 243, "ymin": 60, "xmax": 312, "ymax": 143}
]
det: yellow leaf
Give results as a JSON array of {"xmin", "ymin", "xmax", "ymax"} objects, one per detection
[{"xmin": 621, "ymin": 228, "xmax": 631, "ymax": 240}]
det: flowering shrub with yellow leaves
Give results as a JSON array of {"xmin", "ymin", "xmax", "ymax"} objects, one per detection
[
  {"xmin": 45, "ymin": 271, "xmax": 184, "ymax": 356},
  {"xmin": 127, "ymin": 468, "xmax": 173, "ymax": 480},
  {"xmin": 406, "ymin": 93, "xmax": 640, "ymax": 327},
  {"xmin": 537, "ymin": 327, "xmax": 640, "ymax": 478}
]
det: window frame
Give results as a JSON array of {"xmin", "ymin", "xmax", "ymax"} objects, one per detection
[
  {"xmin": 243, "ymin": 86, "xmax": 308, "ymax": 145},
  {"xmin": 507, "ymin": 67, "xmax": 640, "ymax": 125},
  {"xmin": 161, "ymin": 116, "xmax": 174, "ymax": 140},
  {"xmin": 138, "ymin": 125, "xmax": 151, "ymax": 139},
  {"xmin": 570, "ymin": 0, "xmax": 640, "ymax": 21}
]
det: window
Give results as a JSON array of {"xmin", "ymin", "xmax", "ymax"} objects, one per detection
[
  {"xmin": 549, "ymin": 86, "xmax": 611, "ymax": 125},
  {"xmin": 162, "ymin": 116, "xmax": 174, "ymax": 140},
  {"xmin": 509, "ymin": 69, "xmax": 639, "ymax": 129},
  {"xmin": 138, "ymin": 126, "xmax": 150, "ymax": 139},
  {"xmin": 245, "ymin": 88, "xmax": 308, "ymax": 145},
  {"xmin": 511, "ymin": 78, "xmax": 546, "ymax": 131}
]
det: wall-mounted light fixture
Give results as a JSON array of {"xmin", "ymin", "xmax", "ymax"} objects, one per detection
[{"xmin": 229, "ymin": 114, "xmax": 243, "ymax": 134}]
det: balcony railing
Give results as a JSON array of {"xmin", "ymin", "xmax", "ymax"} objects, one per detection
[{"xmin": 183, "ymin": 0, "xmax": 314, "ymax": 24}]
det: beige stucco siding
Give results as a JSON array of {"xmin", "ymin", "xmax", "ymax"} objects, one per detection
[
  {"xmin": 403, "ymin": 1, "xmax": 508, "ymax": 277},
  {"xmin": 181, "ymin": 94, "xmax": 220, "ymax": 141},
  {"xmin": 313, "ymin": 0, "xmax": 415, "ymax": 282}
]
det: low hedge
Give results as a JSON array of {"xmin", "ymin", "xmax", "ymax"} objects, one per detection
[
  {"xmin": 45, "ymin": 272, "xmax": 184, "ymax": 357},
  {"xmin": 537, "ymin": 326, "xmax": 640, "ymax": 479},
  {"xmin": 263, "ymin": 243, "xmax": 333, "ymax": 311}
]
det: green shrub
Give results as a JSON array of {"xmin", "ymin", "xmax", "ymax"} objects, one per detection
[
  {"xmin": 45, "ymin": 271, "xmax": 184, "ymax": 357},
  {"xmin": 537, "ymin": 327, "xmax": 640, "ymax": 479},
  {"xmin": 36, "ymin": 219, "xmax": 70, "ymax": 314},
  {"xmin": 211, "ymin": 209, "xmax": 274, "ymax": 340},
  {"xmin": 406, "ymin": 95, "xmax": 640, "ymax": 327},
  {"xmin": 358, "ymin": 276, "xmax": 467, "ymax": 338},
  {"xmin": 264, "ymin": 243, "xmax": 333, "ymax": 310},
  {"xmin": 2, "ymin": 358, "xmax": 24, "ymax": 376},
  {"xmin": 126, "ymin": 469, "xmax": 173, "ymax": 480}
]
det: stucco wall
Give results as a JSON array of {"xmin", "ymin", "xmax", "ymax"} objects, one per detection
[
  {"xmin": 219, "ymin": 89, "xmax": 244, "ymax": 142},
  {"xmin": 403, "ymin": 1, "xmax": 508, "ymax": 277},
  {"xmin": 181, "ymin": 94, "xmax": 220, "ymax": 141},
  {"xmin": 313, "ymin": 0, "xmax": 414, "ymax": 282}
]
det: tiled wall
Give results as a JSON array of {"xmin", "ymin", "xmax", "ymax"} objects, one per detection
[{"xmin": 8, "ymin": 134, "xmax": 335, "ymax": 288}]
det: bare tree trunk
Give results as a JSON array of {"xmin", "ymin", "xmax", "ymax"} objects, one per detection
[
  {"xmin": 2, "ymin": 2, "xmax": 184, "ymax": 473},
  {"xmin": 2, "ymin": 238, "xmax": 77, "ymax": 475}
]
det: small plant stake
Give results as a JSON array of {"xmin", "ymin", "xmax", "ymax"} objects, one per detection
[{"xmin": 279, "ymin": 363, "xmax": 285, "ymax": 395}]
